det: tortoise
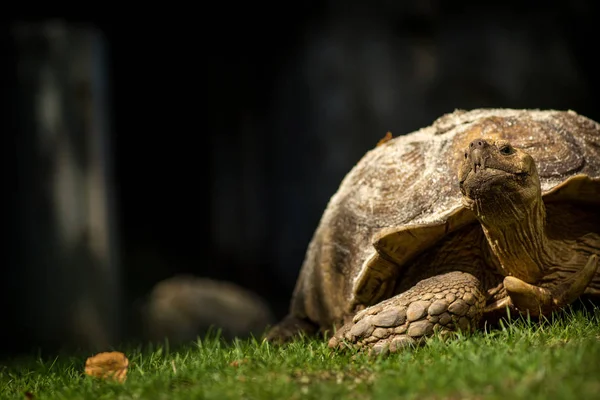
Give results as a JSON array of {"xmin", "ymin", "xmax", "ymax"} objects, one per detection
[{"xmin": 267, "ymin": 108, "xmax": 600, "ymax": 353}]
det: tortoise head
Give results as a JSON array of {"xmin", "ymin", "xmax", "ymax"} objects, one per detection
[{"xmin": 458, "ymin": 138, "xmax": 542, "ymax": 224}]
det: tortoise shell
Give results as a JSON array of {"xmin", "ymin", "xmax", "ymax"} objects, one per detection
[{"xmin": 297, "ymin": 109, "xmax": 600, "ymax": 326}]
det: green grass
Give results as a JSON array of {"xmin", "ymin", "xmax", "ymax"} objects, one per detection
[{"xmin": 1, "ymin": 307, "xmax": 599, "ymax": 400}]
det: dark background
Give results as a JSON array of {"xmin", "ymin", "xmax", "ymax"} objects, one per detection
[{"xmin": 3, "ymin": 1, "xmax": 599, "ymax": 356}]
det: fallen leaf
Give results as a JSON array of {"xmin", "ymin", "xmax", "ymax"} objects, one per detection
[
  {"xmin": 84, "ymin": 351, "xmax": 129, "ymax": 383},
  {"xmin": 376, "ymin": 131, "xmax": 393, "ymax": 146},
  {"xmin": 229, "ymin": 358, "xmax": 248, "ymax": 367},
  {"xmin": 24, "ymin": 391, "xmax": 35, "ymax": 399}
]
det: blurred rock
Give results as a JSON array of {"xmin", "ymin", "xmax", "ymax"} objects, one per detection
[{"xmin": 142, "ymin": 275, "xmax": 274, "ymax": 343}]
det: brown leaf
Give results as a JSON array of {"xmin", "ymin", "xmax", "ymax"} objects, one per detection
[
  {"xmin": 84, "ymin": 351, "xmax": 129, "ymax": 383},
  {"xmin": 24, "ymin": 392, "xmax": 35, "ymax": 400},
  {"xmin": 376, "ymin": 131, "xmax": 393, "ymax": 147},
  {"xmin": 229, "ymin": 358, "xmax": 248, "ymax": 367}
]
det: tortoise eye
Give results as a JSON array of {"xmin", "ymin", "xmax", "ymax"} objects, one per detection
[{"xmin": 499, "ymin": 145, "xmax": 514, "ymax": 155}]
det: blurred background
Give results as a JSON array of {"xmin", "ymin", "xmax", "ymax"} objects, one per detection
[{"xmin": 3, "ymin": 0, "xmax": 599, "ymax": 357}]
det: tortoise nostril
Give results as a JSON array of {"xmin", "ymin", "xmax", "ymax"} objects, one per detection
[
  {"xmin": 466, "ymin": 139, "xmax": 489, "ymax": 172},
  {"xmin": 468, "ymin": 139, "xmax": 489, "ymax": 151}
]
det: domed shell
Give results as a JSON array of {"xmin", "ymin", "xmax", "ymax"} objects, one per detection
[{"xmin": 305, "ymin": 109, "xmax": 600, "ymax": 311}]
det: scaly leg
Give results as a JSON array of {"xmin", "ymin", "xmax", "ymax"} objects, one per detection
[
  {"xmin": 329, "ymin": 271, "xmax": 486, "ymax": 353},
  {"xmin": 504, "ymin": 254, "xmax": 598, "ymax": 316}
]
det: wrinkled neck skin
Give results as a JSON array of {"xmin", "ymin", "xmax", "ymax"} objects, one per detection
[{"xmin": 469, "ymin": 192, "xmax": 554, "ymax": 283}]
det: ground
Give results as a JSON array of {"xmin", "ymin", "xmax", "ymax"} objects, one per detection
[{"xmin": 1, "ymin": 306, "xmax": 599, "ymax": 400}]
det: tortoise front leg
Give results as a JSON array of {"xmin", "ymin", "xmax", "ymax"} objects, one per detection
[
  {"xmin": 329, "ymin": 271, "xmax": 486, "ymax": 354},
  {"xmin": 503, "ymin": 254, "xmax": 598, "ymax": 316}
]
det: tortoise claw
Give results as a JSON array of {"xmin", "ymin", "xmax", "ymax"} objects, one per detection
[{"xmin": 504, "ymin": 254, "xmax": 598, "ymax": 316}]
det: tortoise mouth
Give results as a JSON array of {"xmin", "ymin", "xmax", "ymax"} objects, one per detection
[{"xmin": 459, "ymin": 167, "xmax": 529, "ymax": 200}]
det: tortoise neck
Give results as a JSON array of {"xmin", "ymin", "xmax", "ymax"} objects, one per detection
[{"xmin": 479, "ymin": 197, "xmax": 554, "ymax": 283}]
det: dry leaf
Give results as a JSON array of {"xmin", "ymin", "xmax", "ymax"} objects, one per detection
[
  {"xmin": 376, "ymin": 131, "xmax": 393, "ymax": 146},
  {"xmin": 229, "ymin": 358, "xmax": 248, "ymax": 367},
  {"xmin": 84, "ymin": 351, "xmax": 129, "ymax": 383}
]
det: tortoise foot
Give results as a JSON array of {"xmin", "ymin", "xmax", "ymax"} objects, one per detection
[
  {"xmin": 329, "ymin": 271, "xmax": 486, "ymax": 354},
  {"xmin": 266, "ymin": 315, "xmax": 317, "ymax": 344}
]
